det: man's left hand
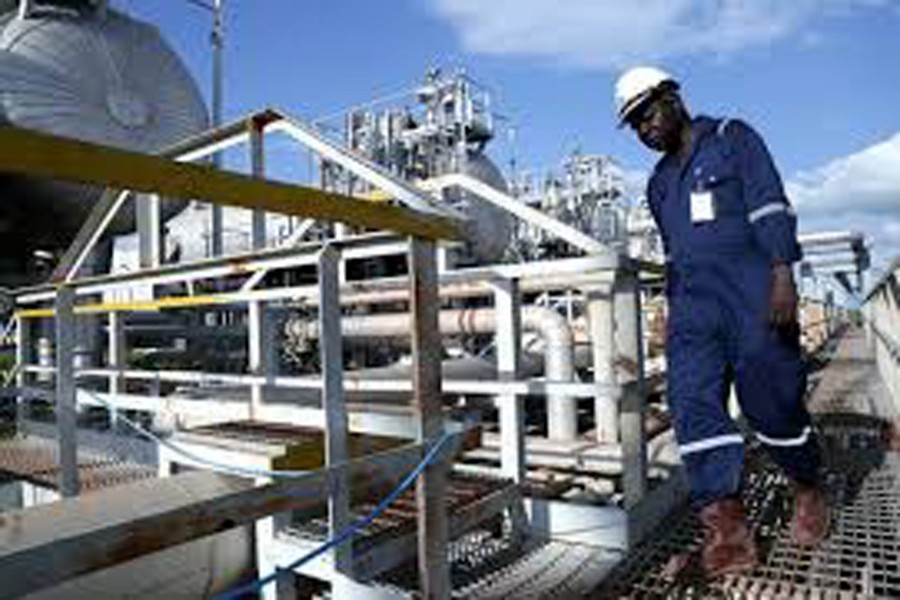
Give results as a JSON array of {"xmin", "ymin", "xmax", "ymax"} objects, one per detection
[{"xmin": 769, "ymin": 263, "xmax": 798, "ymax": 328}]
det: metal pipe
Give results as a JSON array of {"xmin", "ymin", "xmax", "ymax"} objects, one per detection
[
  {"xmin": 798, "ymin": 231, "xmax": 864, "ymax": 247},
  {"xmin": 17, "ymin": 0, "xmax": 34, "ymax": 20},
  {"xmin": 286, "ymin": 306, "xmax": 577, "ymax": 438},
  {"xmin": 586, "ymin": 285, "xmax": 617, "ymax": 443}
]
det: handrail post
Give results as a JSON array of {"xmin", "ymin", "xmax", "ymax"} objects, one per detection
[
  {"xmin": 585, "ymin": 277, "xmax": 617, "ymax": 443},
  {"xmin": 248, "ymin": 300, "xmax": 277, "ymax": 421},
  {"xmin": 55, "ymin": 285, "xmax": 80, "ymax": 497},
  {"xmin": 493, "ymin": 277, "xmax": 524, "ymax": 483},
  {"xmin": 409, "ymin": 237, "xmax": 450, "ymax": 599},
  {"xmin": 137, "ymin": 193, "xmax": 163, "ymax": 275},
  {"xmin": 616, "ymin": 264, "xmax": 647, "ymax": 509},
  {"xmin": 15, "ymin": 313, "xmax": 32, "ymax": 426},
  {"xmin": 107, "ymin": 310, "xmax": 126, "ymax": 430},
  {"xmin": 250, "ymin": 115, "xmax": 267, "ymax": 250},
  {"xmin": 319, "ymin": 245, "xmax": 352, "ymax": 577}
]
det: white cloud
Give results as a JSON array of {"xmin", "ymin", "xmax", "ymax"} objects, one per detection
[
  {"xmin": 430, "ymin": 0, "xmax": 893, "ymax": 68},
  {"xmin": 788, "ymin": 133, "xmax": 900, "ymax": 272},
  {"xmin": 788, "ymin": 133, "xmax": 900, "ymax": 216}
]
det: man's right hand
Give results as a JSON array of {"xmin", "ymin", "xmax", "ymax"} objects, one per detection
[{"xmin": 769, "ymin": 263, "xmax": 798, "ymax": 328}]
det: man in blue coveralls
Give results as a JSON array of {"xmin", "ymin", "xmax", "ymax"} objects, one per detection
[{"xmin": 613, "ymin": 67, "xmax": 830, "ymax": 577}]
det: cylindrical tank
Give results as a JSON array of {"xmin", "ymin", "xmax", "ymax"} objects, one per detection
[
  {"xmin": 446, "ymin": 152, "xmax": 514, "ymax": 264},
  {"xmin": 0, "ymin": 2, "xmax": 207, "ymax": 286}
]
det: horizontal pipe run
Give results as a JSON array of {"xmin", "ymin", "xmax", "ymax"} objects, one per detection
[
  {"xmin": 15, "ymin": 271, "xmax": 617, "ymax": 319},
  {"xmin": 798, "ymin": 231, "xmax": 864, "ymax": 247},
  {"xmin": 286, "ymin": 306, "xmax": 576, "ymax": 414},
  {"xmin": 11, "ymin": 387, "xmax": 419, "ymax": 438},
  {"xmin": 12, "ymin": 370, "xmax": 618, "ymax": 398},
  {"xmin": 16, "ymin": 251, "xmax": 620, "ymax": 306},
  {"xmin": 288, "ymin": 303, "xmax": 580, "ymax": 440}
]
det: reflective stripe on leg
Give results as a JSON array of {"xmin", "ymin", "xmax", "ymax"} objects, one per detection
[
  {"xmin": 679, "ymin": 433, "xmax": 745, "ymax": 457},
  {"xmin": 756, "ymin": 425, "xmax": 812, "ymax": 447}
]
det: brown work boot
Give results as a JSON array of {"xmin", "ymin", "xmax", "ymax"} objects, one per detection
[
  {"xmin": 790, "ymin": 484, "xmax": 830, "ymax": 547},
  {"xmin": 699, "ymin": 499, "xmax": 759, "ymax": 578}
]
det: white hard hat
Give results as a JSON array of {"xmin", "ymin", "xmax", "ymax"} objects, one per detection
[{"xmin": 614, "ymin": 66, "xmax": 678, "ymax": 125}]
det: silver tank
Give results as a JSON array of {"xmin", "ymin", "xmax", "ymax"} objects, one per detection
[
  {"xmin": 448, "ymin": 152, "xmax": 514, "ymax": 265},
  {"xmin": 0, "ymin": 2, "xmax": 207, "ymax": 285}
]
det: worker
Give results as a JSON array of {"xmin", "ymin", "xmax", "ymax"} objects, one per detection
[{"xmin": 613, "ymin": 66, "xmax": 829, "ymax": 577}]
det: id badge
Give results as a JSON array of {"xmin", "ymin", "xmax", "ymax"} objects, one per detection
[{"xmin": 690, "ymin": 190, "xmax": 715, "ymax": 223}]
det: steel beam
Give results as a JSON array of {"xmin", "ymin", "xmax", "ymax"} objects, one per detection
[
  {"xmin": 51, "ymin": 190, "xmax": 132, "ymax": 283},
  {"xmin": 424, "ymin": 173, "xmax": 612, "ymax": 255},
  {"xmin": 52, "ymin": 118, "xmax": 262, "ymax": 283},
  {"xmin": 268, "ymin": 117, "xmax": 457, "ymax": 219},
  {"xmin": 0, "ymin": 126, "xmax": 462, "ymax": 241}
]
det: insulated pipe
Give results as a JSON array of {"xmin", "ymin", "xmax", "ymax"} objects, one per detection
[
  {"xmin": 798, "ymin": 231, "xmax": 864, "ymax": 247},
  {"xmin": 286, "ymin": 306, "xmax": 577, "ymax": 438}
]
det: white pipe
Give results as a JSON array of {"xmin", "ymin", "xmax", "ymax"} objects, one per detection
[
  {"xmin": 286, "ymin": 306, "xmax": 577, "ymax": 438},
  {"xmin": 798, "ymin": 231, "xmax": 864, "ymax": 247}
]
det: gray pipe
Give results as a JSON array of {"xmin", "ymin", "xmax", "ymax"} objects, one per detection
[{"xmin": 286, "ymin": 306, "xmax": 577, "ymax": 438}]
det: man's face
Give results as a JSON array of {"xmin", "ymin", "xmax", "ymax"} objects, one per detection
[{"xmin": 626, "ymin": 91, "xmax": 684, "ymax": 153}]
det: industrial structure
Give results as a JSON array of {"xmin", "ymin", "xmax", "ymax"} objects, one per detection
[{"xmin": 0, "ymin": 2, "xmax": 897, "ymax": 599}]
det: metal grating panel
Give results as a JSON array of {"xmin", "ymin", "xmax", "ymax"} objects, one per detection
[
  {"xmin": 592, "ymin": 415, "xmax": 900, "ymax": 599},
  {"xmin": 0, "ymin": 437, "xmax": 155, "ymax": 492},
  {"xmin": 455, "ymin": 539, "xmax": 621, "ymax": 600}
]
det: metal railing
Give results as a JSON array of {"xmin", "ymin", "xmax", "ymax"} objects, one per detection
[
  {"xmin": 862, "ymin": 258, "xmax": 900, "ymax": 406},
  {"xmin": 0, "ymin": 110, "xmax": 674, "ymax": 598},
  {"xmin": 0, "ymin": 116, "xmax": 461, "ymax": 597}
]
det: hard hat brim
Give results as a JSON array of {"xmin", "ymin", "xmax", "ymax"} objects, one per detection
[
  {"xmin": 617, "ymin": 89, "xmax": 654, "ymax": 128},
  {"xmin": 616, "ymin": 79, "xmax": 679, "ymax": 128}
]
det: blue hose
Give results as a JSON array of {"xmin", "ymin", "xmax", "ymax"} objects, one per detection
[
  {"xmin": 216, "ymin": 429, "xmax": 452, "ymax": 599},
  {"xmin": 81, "ymin": 388, "xmax": 465, "ymax": 598}
]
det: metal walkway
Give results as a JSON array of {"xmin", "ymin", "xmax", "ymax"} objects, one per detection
[{"xmin": 591, "ymin": 328, "xmax": 900, "ymax": 599}]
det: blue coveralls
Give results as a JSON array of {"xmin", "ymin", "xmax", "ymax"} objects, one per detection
[{"xmin": 648, "ymin": 116, "xmax": 820, "ymax": 508}]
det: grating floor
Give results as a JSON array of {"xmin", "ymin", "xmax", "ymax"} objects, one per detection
[
  {"xmin": 0, "ymin": 436, "xmax": 156, "ymax": 493},
  {"xmin": 284, "ymin": 473, "xmax": 510, "ymax": 540},
  {"xmin": 453, "ymin": 538, "xmax": 621, "ymax": 600},
  {"xmin": 591, "ymin": 413, "xmax": 900, "ymax": 599}
]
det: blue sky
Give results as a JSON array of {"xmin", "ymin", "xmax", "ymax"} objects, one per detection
[{"xmin": 112, "ymin": 0, "xmax": 900, "ymax": 275}]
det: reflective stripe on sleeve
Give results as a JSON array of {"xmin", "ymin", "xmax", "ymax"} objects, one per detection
[
  {"xmin": 748, "ymin": 202, "xmax": 795, "ymax": 224},
  {"xmin": 716, "ymin": 118, "xmax": 732, "ymax": 138},
  {"xmin": 679, "ymin": 433, "xmax": 744, "ymax": 457},
  {"xmin": 756, "ymin": 426, "xmax": 812, "ymax": 447}
]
